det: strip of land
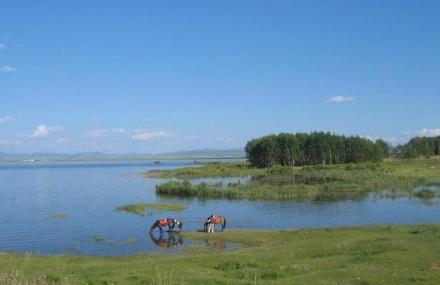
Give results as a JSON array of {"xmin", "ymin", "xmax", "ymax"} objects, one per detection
[
  {"xmin": 115, "ymin": 203, "xmax": 187, "ymax": 216},
  {"xmin": 1, "ymin": 224, "xmax": 440, "ymax": 284},
  {"xmin": 151, "ymin": 159, "xmax": 440, "ymax": 201}
]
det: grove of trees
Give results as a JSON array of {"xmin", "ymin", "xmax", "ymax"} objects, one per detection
[
  {"xmin": 396, "ymin": 136, "xmax": 440, "ymax": 158},
  {"xmin": 245, "ymin": 132, "xmax": 390, "ymax": 168}
]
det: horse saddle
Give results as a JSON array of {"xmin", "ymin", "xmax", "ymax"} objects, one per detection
[
  {"xmin": 159, "ymin": 218, "xmax": 169, "ymax": 226},
  {"xmin": 211, "ymin": 215, "xmax": 221, "ymax": 223}
]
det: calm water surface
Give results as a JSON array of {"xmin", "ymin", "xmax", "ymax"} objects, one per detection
[{"xmin": 0, "ymin": 161, "xmax": 439, "ymax": 255}]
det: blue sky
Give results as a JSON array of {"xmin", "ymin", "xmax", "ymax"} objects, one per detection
[{"xmin": 1, "ymin": 0, "xmax": 439, "ymax": 153}]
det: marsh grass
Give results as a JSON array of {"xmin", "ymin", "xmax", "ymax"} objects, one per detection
[
  {"xmin": 155, "ymin": 159, "xmax": 440, "ymax": 201},
  {"xmin": 415, "ymin": 188, "xmax": 436, "ymax": 200},
  {"xmin": 0, "ymin": 269, "xmax": 71, "ymax": 285},
  {"xmin": 50, "ymin": 213, "xmax": 67, "ymax": 220},
  {"xmin": 124, "ymin": 237, "xmax": 137, "ymax": 246},
  {"xmin": 91, "ymin": 235, "xmax": 105, "ymax": 242},
  {"xmin": 2, "ymin": 224, "xmax": 440, "ymax": 284},
  {"xmin": 146, "ymin": 162, "xmax": 264, "ymax": 179},
  {"xmin": 115, "ymin": 203, "xmax": 186, "ymax": 216}
]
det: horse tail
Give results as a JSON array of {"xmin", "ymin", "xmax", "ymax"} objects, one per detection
[{"xmin": 222, "ymin": 217, "xmax": 226, "ymax": 231}]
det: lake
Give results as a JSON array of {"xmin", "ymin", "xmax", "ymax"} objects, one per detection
[{"xmin": 0, "ymin": 160, "xmax": 439, "ymax": 255}]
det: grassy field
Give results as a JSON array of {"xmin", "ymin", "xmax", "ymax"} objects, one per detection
[
  {"xmin": 115, "ymin": 203, "xmax": 187, "ymax": 216},
  {"xmin": 1, "ymin": 224, "xmax": 440, "ymax": 284},
  {"xmin": 153, "ymin": 159, "xmax": 440, "ymax": 201}
]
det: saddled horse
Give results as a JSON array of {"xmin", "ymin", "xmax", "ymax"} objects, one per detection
[
  {"xmin": 150, "ymin": 218, "xmax": 183, "ymax": 235},
  {"xmin": 204, "ymin": 215, "xmax": 226, "ymax": 233}
]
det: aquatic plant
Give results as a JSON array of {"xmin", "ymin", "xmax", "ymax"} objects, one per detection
[
  {"xmin": 115, "ymin": 203, "xmax": 186, "ymax": 216},
  {"xmin": 91, "ymin": 234, "xmax": 105, "ymax": 242},
  {"xmin": 155, "ymin": 159, "xmax": 439, "ymax": 201},
  {"xmin": 3, "ymin": 224, "xmax": 440, "ymax": 284},
  {"xmin": 146, "ymin": 162, "xmax": 264, "ymax": 179},
  {"xmin": 50, "ymin": 213, "xmax": 67, "ymax": 220},
  {"xmin": 415, "ymin": 188, "xmax": 436, "ymax": 200}
]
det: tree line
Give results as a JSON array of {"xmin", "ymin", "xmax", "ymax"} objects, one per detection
[
  {"xmin": 245, "ymin": 132, "xmax": 389, "ymax": 168},
  {"xmin": 396, "ymin": 136, "xmax": 440, "ymax": 158}
]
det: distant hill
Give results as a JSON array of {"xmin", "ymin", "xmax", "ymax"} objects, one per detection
[
  {"xmin": 0, "ymin": 148, "xmax": 245, "ymax": 162},
  {"xmin": 155, "ymin": 148, "xmax": 245, "ymax": 158}
]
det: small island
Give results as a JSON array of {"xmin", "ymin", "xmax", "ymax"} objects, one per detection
[
  {"xmin": 115, "ymin": 203, "xmax": 187, "ymax": 216},
  {"xmin": 151, "ymin": 133, "xmax": 440, "ymax": 202}
]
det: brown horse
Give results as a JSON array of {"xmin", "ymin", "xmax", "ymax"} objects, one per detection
[
  {"xmin": 150, "ymin": 218, "xmax": 183, "ymax": 235},
  {"xmin": 204, "ymin": 215, "xmax": 226, "ymax": 233}
]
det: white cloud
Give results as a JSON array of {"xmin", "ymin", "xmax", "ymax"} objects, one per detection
[
  {"xmin": 0, "ymin": 116, "xmax": 14, "ymax": 124},
  {"xmin": 32, "ymin": 124, "xmax": 61, "ymax": 138},
  {"xmin": 418, "ymin": 128, "xmax": 440, "ymax": 137},
  {"xmin": 363, "ymin": 135, "xmax": 379, "ymax": 142},
  {"xmin": 362, "ymin": 135, "xmax": 399, "ymax": 145},
  {"xmin": 1, "ymin": 65, "xmax": 17, "ymax": 73},
  {"xmin": 132, "ymin": 130, "xmax": 168, "ymax": 141},
  {"xmin": 327, "ymin": 96, "xmax": 355, "ymax": 103},
  {"xmin": 86, "ymin": 128, "xmax": 126, "ymax": 138},
  {"xmin": 0, "ymin": 42, "xmax": 6, "ymax": 50}
]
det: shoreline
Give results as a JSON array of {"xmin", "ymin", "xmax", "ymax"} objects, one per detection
[
  {"xmin": 150, "ymin": 159, "xmax": 440, "ymax": 201},
  {"xmin": 2, "ymin": 223, "xmax": 439, "ymax": 284}
]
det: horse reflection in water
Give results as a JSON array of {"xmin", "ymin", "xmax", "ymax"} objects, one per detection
[{"xmin": 149, "ymin": 231, "xmax": 183, "ymax": 249}]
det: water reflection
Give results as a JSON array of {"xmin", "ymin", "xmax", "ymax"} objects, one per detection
[
  {"xmin": 148, "ymin": 231, "xmax": 236, "ymax": 252},
  {"xmin": 1, "ymin": 161, "xmax": 440, "ymax": 255},
  {"xmin": 149, "ymin": 231, "xmax": 183, "ymax": 249},
  {"xmin": 190, "ymin": 238, "xmax": 239, "ymax": 252},
  {"xmin": 203, "ymin": 238, "xmax": 226, "ymax": 252}
]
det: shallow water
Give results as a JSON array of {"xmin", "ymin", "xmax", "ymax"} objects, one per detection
[{"xmin": 0, "ymin": 160, "xmax": 439, "ymax": 255}]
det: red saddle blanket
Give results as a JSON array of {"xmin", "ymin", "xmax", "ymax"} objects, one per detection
[
  {"xmin": 159, "ymin": 218, "xmax": 169, "ymax": 226},
  {"xmin": 211, "ymin": 215, "xmax": 221, "ymax": 224}
]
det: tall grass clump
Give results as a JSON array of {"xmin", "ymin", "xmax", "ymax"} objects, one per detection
[{"xmin": 0, "ymin": 269, "xmax": 71, "ymax": 285}]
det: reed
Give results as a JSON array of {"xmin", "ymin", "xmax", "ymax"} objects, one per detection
[{"xmin": 155, "ymin": 159, "xmax": 439, "ymax": 201}]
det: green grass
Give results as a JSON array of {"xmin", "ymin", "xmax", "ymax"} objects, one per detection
[
  {"xmin": 154, "ymin": 159, "xmax": 440, "ymax": 201},
  {"xmin": 115, "ymin": 203, "xmax": 187, "ymax": 216},
  {"xmin": 91, "ymin": 234, "xmax": 105, "ymax": 243},
  {"xmin": 2, "ymin": 224, "xmax": 440, "ymax": 284},
  {"xmin": 145, "ymin": 162, "xmax": 264, "ymax": 179},
  {"xmin": 50, "ymin": 213, "xmax": 67, "ymax": 220}
]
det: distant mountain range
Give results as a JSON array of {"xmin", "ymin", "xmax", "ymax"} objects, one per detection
[{"xmin": 0, "ymin": 148, "xmax": 245, "ymax": 162}]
